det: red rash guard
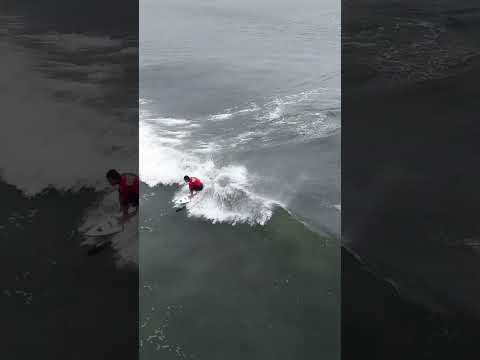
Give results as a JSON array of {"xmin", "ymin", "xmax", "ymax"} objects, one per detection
[
  {"xmin": 119, "ymin": 173, "xmax": 139, "ymax": 205},
  {"xmin": 188, "ymin": 177, "xmax": 203, "ymax": 191}
]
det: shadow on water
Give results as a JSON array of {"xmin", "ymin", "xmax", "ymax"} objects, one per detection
[{"xmin": 0, "ymin": 181, "xmax": 138, "ymax": 359}]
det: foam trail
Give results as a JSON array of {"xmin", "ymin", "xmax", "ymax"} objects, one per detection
[
  {"xmin": 208, "ymin": 104, "xmax": 260, "ymax": 121},
  {"xmin": 209, "ymin": 113, "xmax": 233, "ymax": 121},
  {"xmin": 151, "ymin": 117, "xmax": 191, "ymax": 126}
]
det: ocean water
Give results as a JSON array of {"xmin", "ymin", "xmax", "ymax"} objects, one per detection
[
  {"xmin": 140, "ymin": 0, "xmax": 340, "ymax": 359},
  {"xmin": 0, "ymin": 8, "xmax": 139, "ymax": 359},
  {"xmin": 0, "ymin": 13, "xmax": 139, "ymax": 264}
]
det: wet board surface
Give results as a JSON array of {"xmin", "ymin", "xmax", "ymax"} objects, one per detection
[
  {"xmin": 83, "ymin": 217, "xmax": 124, "ymax": 237},
  {"xmin": 173, "ymin": 196, "xmax": 190, "ymax": 208}
]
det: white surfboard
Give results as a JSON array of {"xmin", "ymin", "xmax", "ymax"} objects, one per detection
[
  {"xmin": 173, "ymin": 195, "xmax": 190, "ymax": 208},
  {"xmin": 83, "ymin": 217, "xmax": 124, "ymax": 237}
]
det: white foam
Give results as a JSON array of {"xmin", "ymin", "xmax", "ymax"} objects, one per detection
[
  {"xmin": 150, "ymin": 117, "xmax": 191, "ymax": 126},
  {"xmin": 209, "ymin": 113, "xmax": 233, "ymax": 121},
  {"xmin": 178, "ymin": 165, "xmax": 276, "ymax": 226},
  {"xmin": 208, "ymin": 104, "xmax": 260, "ymax": 122},
  {"xmin": 237, "ymin": 104, "xmax": 260, "ymax": 113},
  {"xmin": 268, "ymin": 99, "xmax": 285, "ymax": 120},
  {"xmin": 140, "ymin": 121, "xmax": 193, "ymax": 186},
  {"xmin": 296, "ymin": 112, "xmax": 341, "ymax": 139},
  {"xmin": 140, "ymin": 111, "xmax": 275, "ymax": 225}
]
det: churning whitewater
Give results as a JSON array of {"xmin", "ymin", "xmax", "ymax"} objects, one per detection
[{"xmin": 140, "ymin": 87, "xmax": 339, "ymax": 226}]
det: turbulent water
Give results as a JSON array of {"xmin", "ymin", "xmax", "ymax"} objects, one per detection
[
  {"xmin": 0, "ymin": 14, "xmax": 138, "ymax": 264},
  {"xmin": 140, "ymin": 0, "xmax": 340, "ymax": 359},
  {"xmin": 140, "ymin": 0, "xmax": 340, "ymax": 230}
]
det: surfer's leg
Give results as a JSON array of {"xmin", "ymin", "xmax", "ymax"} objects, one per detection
[{"xmin": 125, "ymin": 193, "xmax": 139, "ymax": 218}]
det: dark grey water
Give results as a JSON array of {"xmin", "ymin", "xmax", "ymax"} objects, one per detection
[
  {"xmin": 0, "ymin": 8, "xmax": 139, "ymax": 359},
  {"xmin": 342, "ymin": 1, "xmax": 480, "ymax": 358},
  {"xmin": 140, "ymin": 0, "xmax": 340, "ymax": 359}
]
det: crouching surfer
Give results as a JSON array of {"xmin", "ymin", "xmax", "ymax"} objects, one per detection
[
  {"xmin": 184, "ymin": 175, "xmax": 204, "ymax": 198},
  {"xmin": 106, "ymin": 169, "xmax": 139, "ymax": 223}
]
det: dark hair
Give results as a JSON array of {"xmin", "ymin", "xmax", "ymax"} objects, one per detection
[
  {"xmin": 184, "ymin": 175, "xmax": 190, "ymax": 181},
  {"xmin": 106, "ymin": 169, "xmax": 121, "ymax": 180}
]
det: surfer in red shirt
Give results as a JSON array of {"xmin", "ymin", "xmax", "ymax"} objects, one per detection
[
  {"xmin": 106, "ymin": 169, "xmax": 139, "ymax": 222},
  {"xmin": 184, "ymin": 175, "xmax": 204, "ymax": 197}
]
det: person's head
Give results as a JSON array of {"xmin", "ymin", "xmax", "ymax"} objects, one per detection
[
  {"xmin": 106, "ymin": 169, "xmax": 121, "ymax": 186},
  {"xmin": 184, "ymin": 175, "xmax": 190, "ymax": 183}
]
